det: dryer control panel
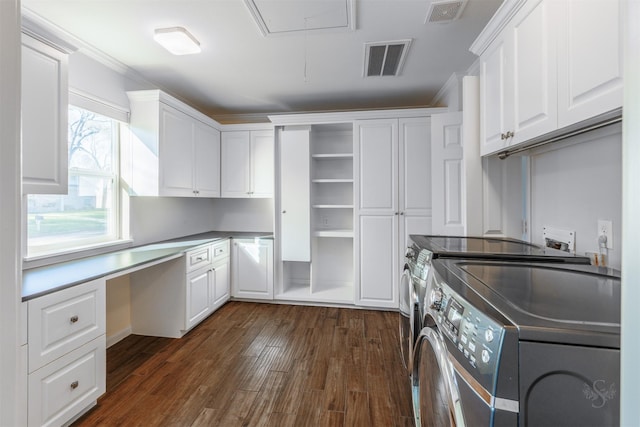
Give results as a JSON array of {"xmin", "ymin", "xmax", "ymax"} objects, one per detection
[{"xmin": 429, "ymin": 273, "xmax": 505, "ymax": 392}]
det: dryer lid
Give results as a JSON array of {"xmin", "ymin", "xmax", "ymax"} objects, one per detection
[
  {"xmin": 409, "ymin": 235, "xmax": 590, "ymax": 263},
  {"xmin": 459, "ymin": 262, "xmax": 620, "ymax": 327}
]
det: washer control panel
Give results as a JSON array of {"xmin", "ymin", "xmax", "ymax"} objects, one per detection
[{"xmin": 432, "ymin": 281, "xmax": 504, "ymax": 381}]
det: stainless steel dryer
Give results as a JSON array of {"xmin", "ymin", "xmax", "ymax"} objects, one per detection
[
  {"xmin": 411, "ymin": 259, "xmax": 620, "ymax": 426},
  {"xmin": 399, "ymin": 235, "xmax": 590, "ymax": 374}
]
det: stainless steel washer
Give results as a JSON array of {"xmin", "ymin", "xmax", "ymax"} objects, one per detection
[
  {"xmin": 410, "ymin": 258, "xmax": 620, "ymax": 426},
  {"xmin": 399, "ymin": 235, "xmax": 590, "ymax": 376}
]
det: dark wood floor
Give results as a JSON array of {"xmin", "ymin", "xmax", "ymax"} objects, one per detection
[{"xmin": 73, "ymin": 301, "xmax": 414, "ymax": 427}]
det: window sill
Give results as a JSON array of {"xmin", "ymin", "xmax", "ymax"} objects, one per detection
[{"xmin": 23, "ymin": 239, "xmax": 135, "ymax": 270}]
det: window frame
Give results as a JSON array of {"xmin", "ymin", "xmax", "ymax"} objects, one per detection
[{"xmin": 24, "ymin": 101, "xmax": 130, "ymax": 262}]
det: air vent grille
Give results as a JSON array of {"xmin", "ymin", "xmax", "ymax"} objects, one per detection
[
  {"xmin": 426, "ymin": 0, "xmax": 467, "ymax": 23},
  {"xmin": 364, "ymin": 40, "xmax": 412, "ymax": 77}
]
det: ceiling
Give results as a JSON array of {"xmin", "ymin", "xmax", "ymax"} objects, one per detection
[{"xmin": 22, "ymin": 0, "xmax": 502, "ymax": 123}]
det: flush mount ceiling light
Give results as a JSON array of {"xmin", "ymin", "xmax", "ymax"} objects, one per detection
[{"xmin": 154, "ymin": 27, "xmax": 201, "ymax": 55}]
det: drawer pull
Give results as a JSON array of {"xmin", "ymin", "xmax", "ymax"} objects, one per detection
[
  {"xmin": 70, "ymin": 381, "xmax": 79, "ymax": 390},
  {"xmin": 195, "ymin": 257, "xmax": 204, "ymax": 262},
  {"xmin": 69, "ymin": 315, "xmax": 79, "ymax": 324}
]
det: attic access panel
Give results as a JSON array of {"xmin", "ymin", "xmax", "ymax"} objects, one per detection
[{"xmin": 244, "ymin": 0, "xmax": 355, "ymax": 36}]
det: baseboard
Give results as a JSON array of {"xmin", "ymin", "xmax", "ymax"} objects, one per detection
[{"xmin": 106, "ymin": 326, "xmax": 132, "ymax": 348}]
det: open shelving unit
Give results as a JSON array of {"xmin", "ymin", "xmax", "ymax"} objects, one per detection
[{"xmin": 280, "ymin": 123, "xmax": 355, "ymax": 304}]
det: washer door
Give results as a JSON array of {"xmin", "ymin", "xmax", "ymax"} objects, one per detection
[{"xmin": 412, "ymin": 324, "xmax": 465, "ymax": 427}]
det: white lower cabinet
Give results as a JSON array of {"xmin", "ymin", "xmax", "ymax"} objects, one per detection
[
  {"xmin": 28, "ymin": 337, "xmax": 106, "ymax": 427},
  {"xmin": 130, "ymin": 240, "xmax": 231, "ymax": 338},
  {"xmin": 185, "ymin": 267, "xmax": 212, "ymax": 330},
  {"xmin": 26, "ymin": 278, "xmax": 106, "ymax": 427},
  {"xmin": 212, "ymin": 258, "xmax": 230, "ymax": 309},
  {"xmin": 232, "ymin": 238, "xmax": 274, "ymax": 300}
]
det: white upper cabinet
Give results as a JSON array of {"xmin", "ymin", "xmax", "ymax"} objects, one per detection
[
  {"xmin": 221, "ymin": 130, "xmax": 274, "ymax": 198},
  {"xmin": 473, "ymin": 0, "xmax": 622, "ymax": 156},
  {"xmin": 21, "ymin": 34, "xmax": 70, "ymax": 195},
  {"xmin": 479, "ymin": 36, "xmax": 509, "ymax": 156},
  {"xmin": 126, "ymin": 90, "xmax": 221, "ymax": 197},
  {"xmin": 557, "ymin": 0, "xmax": 623, "ymax": 128},
  {"xmin": 194, "ymin": 121, "xmax": 222, "ymax": 197}
]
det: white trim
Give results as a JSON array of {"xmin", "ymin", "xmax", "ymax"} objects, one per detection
[
  {"xmin": 468, "ymin": 0, "xmax": 527, "ymax": 55},
  {"xmin": 431, "ymin": 73, "xmax": 460, "ymax": 107},
  {"xmin": 621, "ymin": 0, "xmax": 640, "ymax": 424},
  {"xmin": 106, "ymin": 326, "xmax": 131, "ymax": 349},
  {"xmin": 69, "ymin": 88, "xmax": 129, "ymax": 122},
  {"xmin": 126, "ymin": 89, "xmax": 223, "ymax": 130},
  {"xmin": 0, "ymin": 1, "xmax": 22, "ymax": 425},
  {"xmin": 269, "ymin": 107, "xmax": 447, "ymax": 125}
]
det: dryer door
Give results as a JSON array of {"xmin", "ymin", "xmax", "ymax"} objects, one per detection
[
  {"xmin": 412, "ymin": 324, "xmax": 465, "ymax": 427},
  {"xmin": 399, "ymin": 267, "xmax": 418, "ymax": 372}
]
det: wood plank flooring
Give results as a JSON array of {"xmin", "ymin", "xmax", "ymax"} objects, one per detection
[{"xmin": 73, "ymin": 301, "xmax": 414, "ymax": 427}]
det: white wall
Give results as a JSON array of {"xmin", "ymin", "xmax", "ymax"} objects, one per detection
[
  {"xmin": 529, "ymin": 123, "xmax": 622, "ymax": 268},
  {"xmin": 210, "ymin": 198, "xmax": 274, "ymax": 232},
  {"xmin": 129, "ymin": 197, "xmax": 218, "ymax": 245}
]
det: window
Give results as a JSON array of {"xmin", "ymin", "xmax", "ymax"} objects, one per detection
[{"xmin": 26, "ymin": 105, "xmax": 122, "ymax": 256}]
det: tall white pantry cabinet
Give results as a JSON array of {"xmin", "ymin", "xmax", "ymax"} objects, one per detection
[
  {"xmin": 273, "ymin": 111, "xmax": 441, "ymax": 309},
  {"xmin": 355, "ymin": 118, "xmax": 432, "ymax": 308}
]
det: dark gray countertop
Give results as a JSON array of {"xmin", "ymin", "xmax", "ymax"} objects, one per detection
[{"xmin": 22, "ymin": 231, "xmax": 273, "ymax": 301}]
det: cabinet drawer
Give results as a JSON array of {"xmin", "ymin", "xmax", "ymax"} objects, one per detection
[
  {"xmin": 186, "ymin": 246, "xmax": 212, "ymax": 272},
  {"xmin": 212, "ymin": 240, "xmax": 230, "ymax": 262},
  {"xmin": 28, "ymin": 336, "xmax": 106, "ymax": 427},
  {"xmin": 28, "ymin": 279, "xmax": 105, "ymax": 373}
]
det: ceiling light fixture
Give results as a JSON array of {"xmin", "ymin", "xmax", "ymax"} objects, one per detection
[{"xmin": 154, "ymin": 27, "xmax": 201, "ymax": 55}]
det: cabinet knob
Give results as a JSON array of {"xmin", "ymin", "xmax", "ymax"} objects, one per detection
[
  {"xmin": 400, "ymin": 212, "xmax": 404, "ymax": 216},
  {"xmin": 282, "ymin": 210, "xmax": 286, "ymax": 214},
  {"xmin": 70, "ymin": 315, "xmax": 79, "ymax": 324},
  {"xmin": 70, "ymin": 381, "xmax": 79, "ymax": 390}
]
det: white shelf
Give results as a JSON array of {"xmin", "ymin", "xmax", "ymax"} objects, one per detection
[
  {"xmin": 312, "ymin": 153, "xmax": 354, "ymax": 159},
  {"xmin": 312, "ymin": 204, "xmax": 354, "ymax": 209},
  {"xmin": 313, "ymin": 230, "xmax": 354, "ymax": 238},
  {"xmin": 312, "ymin": 178, "xmax": 354, "ymax": 183},
  {"xmin": 313, "ymin": 230, "xmax": 353, "ymax": 239},
  {"xmin": 276, "ymin": 282, "xmax": 354, "ymax": 304}
]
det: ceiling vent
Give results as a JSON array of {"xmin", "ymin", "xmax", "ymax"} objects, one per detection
[
  {"xmin": 425, "ymin": 0, "xmax": 467, "ymax": 23},
  {"xmin": 364, "ymin": 40, "xmax": 412, "ymax": 77}
]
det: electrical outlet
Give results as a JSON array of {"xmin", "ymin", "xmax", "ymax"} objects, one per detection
[
  {"xmin": 321, "ymin": 216, "xmax": 329, "ymax": 227},
  {"xmin": 597, "ymin": 220, "xmax": 613, "ymax": 249}
]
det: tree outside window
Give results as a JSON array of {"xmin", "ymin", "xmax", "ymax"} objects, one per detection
[{"xmin": 27, "ymin": 105, "xmax": 120, "ymax": 255}]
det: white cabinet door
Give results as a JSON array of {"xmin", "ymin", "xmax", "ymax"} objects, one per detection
[
  {"xmin": 358, "ymin": 215, "xmax": 398, "ymax": 308},
  {"xmin": 510, "ymin": 0, "xmax": 558, "ymax": 145},
  {"xmin": 185, "ymin": 267, "xmax": 211, "ymax": 330},
  {"xmin": 21, "ymin": 35, "xmax": 68, "ymax": 195},
  {"xmin": 431, "ymin": 112, "xmax": 464, "ymax": 236},
  {"xmin": 479, "ymin": 37, "xmax": 508, "ymax": 156},
  {"xmin": 194, "ymin": 121, "xmax": 221, "ymax": 197},
  {"xmin": 211, "ymin": 260, "xmax": 230, "ymax": 309},
  {"xmin": 250, "ymin": 130, "xmax": 275, "ymax": 198},
  {"xmin": 557, "ymin": 0, "xmax": 623, "ymax": 128},
  {"xmin": 398, "ymin": 117, "xmax": 431, "ymax": 268},
  {"xmin": 159, "ymin": 104, "xmax": 195, "ymax": 196},
  {"xmin": 221, "ymin": 131, "xmax": 251, "ymax": 197},
  {"xmin": 399, "ymin": 118, "xmax": 431, "ymax": 217},
  {"xmin": 280, "ymin": 128, "xmax": 311, "ymax": 262},
  {"xmin": 232, "ymin": 239, "xmax": 274, "ymax": 300},
  {"xmin": 356, "ymin": 119, "xmax": 398, "ymax": 214}
]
